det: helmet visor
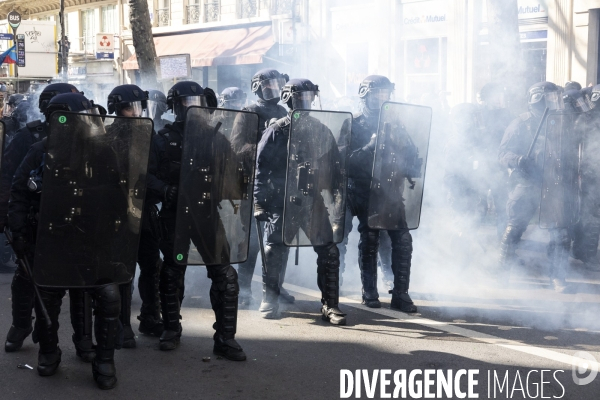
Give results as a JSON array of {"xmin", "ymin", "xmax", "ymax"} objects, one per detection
[
  {"xmin": 180, "ymin": 95, "xmax": 207, "ymax": 108},
  {"xmin": 366, "ymin": 88, "xmax": 392, "ymax": 110},
  {"xmin": 545, "ymin": 91, "xmax": 564, "ymax": 111},
  {"xmin": 120, "ymin": 101, "xmax": 145, "ymax": 118},
  {"xmin": 144, "ymin": 100, "xmax": 164, "ymax": 120},
  {"xmin": 291, "ymin": 91, "xmax": 318, "ymax": 110},
  {"xmin": 260, "ymin": 77, "xmax": 287, "ymax": 101}
]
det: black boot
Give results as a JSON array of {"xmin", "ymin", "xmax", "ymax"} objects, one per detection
[
  {"xmin": 35, "ymin": 288, "xmax": 65, "ymax": 377},
  {"xmin": 138, "ymin": 257, "xmax": 164, "ymax": 336},
  {"xmin": 159, "ymin": 265, "xmax": 184, "ymax": 351},
  {"xmin": 209, "ymin": 265, "xmax": 246, "ymax": 361},
  {"xmin": 69, "ymin": 289, "xmax": 96, "ymax": 362},
  {"xmin": 317, "ymin": 244, "xmax": 346, "ymax": 325},
  {"xmin": 389, "ymin": 230, "xmax": 417, "ymax": 313},
  {"xmin": 119, "ymin": 283, "xmax": 136, "ymax": 348},
  {"xmin": 359, "ymin": 231, "xmax": 381, "ymax": 308},
  {"xmin": 5, "ymin": 267, "xmax": 34, "ymax": 352},
  {"xmin": 92, "ymin": 284, "xmax": 120, "ymax": 390}
]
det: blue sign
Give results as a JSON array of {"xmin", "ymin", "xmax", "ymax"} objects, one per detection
[
  {"xmin": 96, "ymin": 52, "xmax": 114, "ymax": 60},
  {"xmin": 0, "ymin": 33, "xmax": 13, "ymax": 40}
]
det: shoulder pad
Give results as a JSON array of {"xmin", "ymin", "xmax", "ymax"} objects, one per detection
[
  {"xmin": 26, "ymin": 120, "xmax": 44, "ymax": 130},
  {"xmin": 519, "ymin": 112, "xmax": 532, "ymax": 121}
]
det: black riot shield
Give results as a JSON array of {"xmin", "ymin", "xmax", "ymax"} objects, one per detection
[
  {"xmin": 367, "ymin": 102, "xmax": 432, "ymax": 230},
  {"xmin": 173, "ymin": 106, "xmax": 259, "ymax": 265},
  {"xmin": 0, "ymin": 120, "xmax": 4, "ymax": 165},
  {"xmin": 539, "ymin": 111, "xmax": 582, "ymax": 229},
  {"xmin": 34, "ymin": 112, "xmax": 153, "ymax": 288},
  {"xmin": 282, "ymin": 110, "xmax": 352, "ymax": 247}
]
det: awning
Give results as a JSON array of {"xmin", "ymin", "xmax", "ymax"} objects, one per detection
[{"xmin": 123, "ymin": 25, "xmax": 274, "ymax": 70}]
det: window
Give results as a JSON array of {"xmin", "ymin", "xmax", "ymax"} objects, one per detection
[
  {"xmin": 158, "ymin": 0, "xmax": 171, "ymax": 27},
  {"xmin": 102, "ymin": 5, "xmax": 117, "ymax": 34},
  {"xmin": 81, "ymin": 9, "xmax": 96, "ymax": 53}
]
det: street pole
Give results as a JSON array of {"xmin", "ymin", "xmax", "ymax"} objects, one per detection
[{"xmin": 60, "ymin": 0, "xmax": 67, "ymax": 79}]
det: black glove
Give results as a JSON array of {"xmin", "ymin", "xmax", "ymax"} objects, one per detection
[
  {"xmin": 517, "ymin": 156, "xmax": 536, "ymax": 175},
  {"xmin": 362, "ymin": 134, "xmax": 377, "ymax": 152},
  {"xmin": 254, "ymin": 204, "xmax": 270, "ymax": 222},
  {"xmin": 11, "ymin": 234, "xmax": 29, "ymax": 258},
  {"xmin": 164, "ymin": 185, "xmax": 178, "ymax": 203}
]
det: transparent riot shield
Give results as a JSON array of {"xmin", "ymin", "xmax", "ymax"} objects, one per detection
[
  {"xmin": 282, "ymin": 110, "xmax": 352, "ymax": 247},
  {"xmin": 34, "ymin": 112, "xmax": 154, "ymax": 288},
  {"xmin": 539, "ymin": 111, "xmax": 582, "ymax": 229},
  {"xmin": 367, "ymin": 102, "xmax": 432, "ymax": 230},
  {"xmin": 0, "ymin": 120, "xmax": 4, "ymax": 167},
  {"xmin": 173, "ymin": 106, "xmax": 259, "ymax": 265}
]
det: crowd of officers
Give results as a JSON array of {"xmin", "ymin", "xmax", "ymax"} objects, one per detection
[{"xmin": 0, "ymin": 69, "xmax": 596, "ymax": 390}]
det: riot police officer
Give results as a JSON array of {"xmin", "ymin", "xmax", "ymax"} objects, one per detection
[
  {"xmin": 148, "ymin": 81, "xmax": 246, "ymax": 360},
  {"xmin": 2, "ymin": 83, "xmax": 81, "ymax": 353},
  {"xmin": 106, "ymin": 84, "xmax": 164, "ymax": 345},
  {"xmin": 2, "ymin": 94, "xmax": 30, "ymax": 146},
  {"xmin": 219, "ymin": 87, "xmax": 247, "ymax": 110},
  {"xmin": 254, "ymin": 78, "xmax": 346, "ymax": 325},
  {"xmin": 7, "ymin": 93, "xmax": 122, "ymax": 389},
  {"xmin": 145, "ymin": 89, "xmax": 168, "ymax": 131},
  {"xmin": 231, "ymin": 69, "xmax": 290, "ymax": 306},
  {"xmin": 346, "ymin": 75, "xmax": 417, "ymax": 312},
  {"xmin": 498, "ymin": 81, "xmax": 564, "ymax": 290},
  {"xmin": 572, "ymin": 85, "xmax": 600, "ymax": 269}
]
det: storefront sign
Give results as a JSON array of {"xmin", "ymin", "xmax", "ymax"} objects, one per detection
[
  {"xmin": 96, "ymin": 33, "xmax": 114, "ymax": 59},
  {"xmin": 402, "ymin": 0, "xmax": 448, "ymax": 38}
]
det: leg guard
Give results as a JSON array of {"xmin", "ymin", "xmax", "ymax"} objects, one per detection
[
  {"xmin": 158, "ymin": 262, "xmax": 185, "ymax": 350},
  {"xmin": 92, "ymin": 284, "xmax": 120, "ymax": 390},
  {"xmin": 572, "ymin": 220, "xmax": 600, "ymax": 267},
  {"xmin": 237, "ymin": 217, "xmax": 259, "ymax": 300},
  {"xmin": 278, "ymin": 255, "xmax": 295, "ymax": 304},
  {"xmin": 118, "ymin": 283, "xmax": 135, "ymax": 348},
  {"xmin": 5, "ymin": 266, "xmax": 34, "ymax": 352},
  {"xmin": 137, "ymin": 253, "xmax": 162, "ymax": 320},
  {"xmin": 549, "ymin": 229, "xmax": 570, "ymax": 292},
  {"xmin": 208, "ymin": 265, "xmax": 246, "ymax": 361},
  {"xmin": 35, "ymin": 288, "xmax": 65, "ymax": 377},
  {"xmin": 316, "ymin": 243, "xmax": 346, "ymax": 325},
  {"xmin": 389, "ymin": 230, "xmax": 417, "ymax": 313},
  {"xmin": 498, "ymin": 224, "xmax": 525, "ymax": 269},
  {"xmin": 69, "ymin": 289, "xmax": 95, "ymax": 362},
  {"xmin": 259, "ymin": 242, "xmax": 284, "ymax": 318},
  {"xmin": 358, "ymin": 229, "xmax": 381, "ymax": 307}
]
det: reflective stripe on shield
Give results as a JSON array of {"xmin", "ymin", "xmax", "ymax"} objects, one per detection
[
  {"xmin": 173, "ymin": 106, "xmax": 260, "ymax": 265},
  {"xmin": 539, "ymin": 111, "xmax": 582, "ymax": 229},
  {"xmin": 283, "ymin": 109, "xmax": 352, "ymax": 247},
  {"xmin": 35, "ymin": 112, "xmax": 154, "ymax": 288},
  {"xmin": 367, "ymin": 102, "xmax": 432, "ymax": 230}
]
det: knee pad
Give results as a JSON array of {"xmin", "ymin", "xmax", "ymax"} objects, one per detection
[{"xmin": 95, "ymin": 284, "xmax": 121, "ymax": 317}]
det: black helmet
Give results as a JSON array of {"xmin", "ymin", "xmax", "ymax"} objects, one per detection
[
  {"xmin": 563, "ymin": 89, "xmax": 593, "ymax": 113},
  {"xmin": 358, "ymin": 75, "xmax": 395, "ymax": 111},
  {"xmin": 477, "ymin": 82, "xmax": 506, "ymax": 109},
  {"xmin": 145, "ymin": 89, "xmax": 168, "ymax": 120},
  {"xmin": 45, "ymin": 93, "xmax": 97, "ymax": 121},
  {"xmin": 107, "ymin": 84, "xmax": 148, "ymax": 117},
  {"xmin": 11, "ymin": 100, "xmax": 31, "ymax": 124},
  {"xmin": 219, "ymin": 87, "xmax": 247, "ymax": 109},
  {"xmin": 280, "ymin": 78, "xmax": 320, "ymax": 110},
  {"xmin": 3, "ymin": 93, "xmax": 26, "ymax": 116},
  {"xmin": 527, "ymin": 82, "xmax": 562, "ymax": 115},
  {"xmin": 167, "ymin": 81, "xmax": 217, "ymax": 121},
  {"xmin": 38, "ymin": 83, "xmax": 80, "ymax": 113},
  {"xmin": 251, "ymin": 68, "xmax": 289, "ymax": 101},
  {"xmin": 564, "ymin": 81, "xmax": 582, "ymax": 92}
]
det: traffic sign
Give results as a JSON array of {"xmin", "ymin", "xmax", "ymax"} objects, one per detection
[
  {"xmin": 96, "ymin": 33, "xmax": 114, "ymax": 59},
  {"xmin": 16, "ymin": 34, "xmax": 25, "ymax": 67},
  {"xmin": 7, "ymin": 11, "xmax": 21, "ymax": 30},
  {"xmin": 0, "ymin": 33, "xmax": 14, "ymax": 40}
]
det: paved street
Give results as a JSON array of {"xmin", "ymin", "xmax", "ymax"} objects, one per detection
[{"xmin": 1, "ymin": 224, "xmax": 599, "ymax": 399}]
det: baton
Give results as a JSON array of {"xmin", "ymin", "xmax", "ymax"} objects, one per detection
[
  {"xmin": 4, "ymin": 228, "xmax": 52, "ymax": 328},
  {"xmin": 526, "ymin": 107, "xmax": 550, "ymax": 159},
  {"xmin": 255, "ymin": 218, "xmax": 267, "ymax": 277}
]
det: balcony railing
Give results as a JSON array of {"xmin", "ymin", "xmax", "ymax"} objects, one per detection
[
  {"xmin": 239, "ymin": 0, "xmax": 257, "ymax": 18},
  {"xmin": 157, "ymin": 8, "xmax": 170, "ymax": 26},
  {"xmin": 186, "ymin": 4, "xmax": 201, "ymax": 24},
  {"xmin": 204, "ymin": 1, "xmax": 220, "ymax": 22}
]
